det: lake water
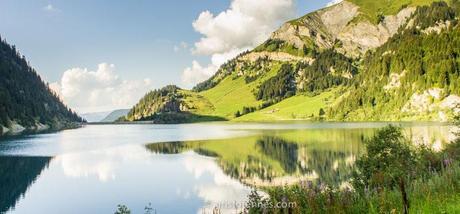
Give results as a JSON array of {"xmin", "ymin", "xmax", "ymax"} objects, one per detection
[{"xmin": 0, "ymin": 122, "xmax": 456, "ymax": 214}]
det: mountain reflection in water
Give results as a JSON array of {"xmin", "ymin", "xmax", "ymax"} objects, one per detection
[
  {"xmin": 147, "ymin": 129, "xmax": 370, "ymax": 187},
  {"xmin": 147, "ymin": 126, "xmax": 454, "ymax": 188}
]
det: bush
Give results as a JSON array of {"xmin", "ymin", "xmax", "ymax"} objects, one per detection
[{"xmin": 353, "ymin": 125, "xmax": 417, "ymax": 213}]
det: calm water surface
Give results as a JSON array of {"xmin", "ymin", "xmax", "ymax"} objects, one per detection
[{"xmin": 0, "ymin": 122, "xmax": 455, "ymax": 213}]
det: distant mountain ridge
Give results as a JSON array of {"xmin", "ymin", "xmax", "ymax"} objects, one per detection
[
  {"xmin": 125, "ymin": 0, "xmax": 460, "ymax": 123},
  {"xmin": 101, "ymin": 109, "xmax": 130, "ymax": 122},
  {"xmin": 81, "ymin": 111, "xmax": 112, "ymax": 123},
  {"xmin": 0, "ymin": 38, "xmax": 83, "ymax": 135}
]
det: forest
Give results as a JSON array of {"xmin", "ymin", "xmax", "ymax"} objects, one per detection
[
  {"xmin": 330, "ymin": 1, "xmax": 460, "ymax": 120},
  {"xmin": 0, "ymin": 37, "xmax": 83, "ymax": 130}
]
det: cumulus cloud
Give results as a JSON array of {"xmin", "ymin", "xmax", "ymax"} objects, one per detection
[
  {"xmin": 182, "ymin": 0, "xmax": 296, "ymax": 86},
  {"xmin": 182, "ymin": 61, "xmax": 218, "ymax": 85},
  {"xmin": 327, "ymin": 0, "xmax": 343, "ymax": 7},
  {"xmin": 51, "ymin": 63, "xmax": 152, "ymax": 113}
]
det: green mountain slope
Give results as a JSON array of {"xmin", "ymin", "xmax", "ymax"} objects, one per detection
[
  {"xmin": 127, "ymin": 0, "xmax": 460, "ymax": 123},
  {"xmin": 330, "ymin": 1, "xmax": 460, "ymax": 121},
  {"xmin": 0, "ymin": 38, "xmax": 83, "ymax": 135},
  {"xmin": 123, "ymin": 85, "xmax": 223, "ymax": 123}
]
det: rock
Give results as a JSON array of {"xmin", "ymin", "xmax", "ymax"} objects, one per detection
[
  {"xmin": 240, "ymin": 51, "xmax": 314, "ymax": 64},
  {"xmin": 9, "ymin": 122, "xmax": 26, "ymax": 134},
  {"xmin": 403, "ymin": 88, "xmax": 443, "ymax": 113},
  {"xmin": 320, "ymin": 1, "xmax": 360, "ymax": 36},
  {"xmin": 268, "ymin": 1, "xmax": 415, "ymax": 58},
  {"xmin": 384, "ymin": 70, "xmax": 406, "ymax": 90},
  {"xmin": 34, "ymin": 122, "xmax": 50, "ymax": 132},
  {"xmin": 440, "ymin": 95, "xmax": 460, "ymax": 113},
  {"xmin": 1, "ymin": 126, "xmax": 9, "ymax": 135},
  {"xmin": 403, "ymin": 88, "xmax": 460, "ymax": 120},
  {"xmin": 422, "ymin": 20, "xmax": 451, "ymax": 34}
]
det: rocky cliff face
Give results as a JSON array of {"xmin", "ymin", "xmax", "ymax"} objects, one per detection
[
  {"xmin": 135, "ymin": 0, "xmax": 459, "ymax": 123},
  {"xmin": 270, "ymin": 1, "xmax": 416, "ymax": 57}
]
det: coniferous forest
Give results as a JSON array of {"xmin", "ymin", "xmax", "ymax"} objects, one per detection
[{"xmin": 0, "ymin": 38, "xmax": 83, "ymax": 132}]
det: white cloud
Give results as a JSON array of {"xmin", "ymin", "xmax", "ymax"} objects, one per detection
[
  {"xmin": 192, "ymin": 0, "xmax": 296, "ymax": 55},
  {"xmin": 182, "ymin": 0, "xmax": 296, "ymax": 86},
  {"xmin": 181, "ymin": 47, "xmax": 250, "ymax": 85},
  {"xmin": 43, "ymin": 4, "xmax": 60, "ymax": 12},
  {"xmin": 181, "ymin": 61, "xmax": 218, "ymax": 85},
  {"xmin": 327, "ymin": 0, "xmax": 343, "ymax": 7},
  {"xmin": 51, "ymin": 63, "xmax": 152, "ymax": 113}
]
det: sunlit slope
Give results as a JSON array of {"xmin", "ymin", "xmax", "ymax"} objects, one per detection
[
  {"xmin": 234, "ymin": 89, "xmax": 338, "ymax": 121},
  {"xmin": 348, "ymin": 0, "xmax": 435, "ymax": 23},
  {"xmin": 199, "ymin": 63, "xmax": 282, "ymax": 119}
]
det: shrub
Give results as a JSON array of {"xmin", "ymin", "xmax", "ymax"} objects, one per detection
[{"xmin": 353, "ymin": 125, "xmax": 417, "ymax": 214}]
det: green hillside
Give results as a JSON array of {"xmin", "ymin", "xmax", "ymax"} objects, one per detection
[
  {"xmin": 330, "ymin": 1, "xmax": 460, "ymax": 121},
  {"xmin": 348, "ymin": 0, "xmax": 435, "ymax": 23},
  {"xmin": 127, "ymin": 1, "xmax": 460, "ymax": 123},
  {"xmin": 235, "ymin": 88, "xmax": 339, "ymax": 121},
  {"xmin": 199, "ymin": 62, "xmax": 282, "ymax": 119}
]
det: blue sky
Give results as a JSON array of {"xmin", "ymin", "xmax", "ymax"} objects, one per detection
[{"xmin": 0, "ymin": 0, "xmax": 333, "ymax": 112}]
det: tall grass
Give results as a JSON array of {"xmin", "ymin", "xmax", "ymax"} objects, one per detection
[{"xmin": 244, "ymin": 130, "xmax": 460, "ymax": 214}]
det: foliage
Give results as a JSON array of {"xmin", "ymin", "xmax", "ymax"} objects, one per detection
[
  {"xmin": 254, "ymin": 39, "xmax": 310, "ymax": 57},
  {"xmin": 297, "ymin": 50, "xmax": 356, "ymax": 93},
  {"xmin": 125, "ymin": 85, "xmax": 181, "ymax": 121},
  {"xmin": 353, "ymin": 126, "xmax": 417, "ymax": 213},
  {"xmin": 0, "ymin": 37, "xmax": 83, "ymax": 129},
  {"xmin": 257, "ymin": 64, "xmax": 296, "ymax": 102},
  {"xmin": 235, "ymin": 89, "xmax": 336, "ymax": 121},
  {"xmin": 331, "ymin": 1, "xmax": 460, "ymax": 121},
  {"xmin": 192, "ymin": 51, "xmax": 249, "ymax": 92},
  {"xmin": 245, "ymin": 124, "xmax": 460, "ymax": 213},
  {"xmin": 235, "ymin": 106, "xmax": 257, "ymax": 118},
  {"xmin": 114, "ymin": 205, "xmax": 131, "ymax": 214},
  {"xmin": 352, "ymin": 126, "xmax": 417, "ymax": 191},
  {"xmin": 348, "ymin": 0, "xmax": 435, "ymax": 24}
]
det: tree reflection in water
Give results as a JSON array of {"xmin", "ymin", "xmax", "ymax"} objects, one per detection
[
  {"xmin": 146, "ymin": 129, "xmax": 371, "ymax": 187},
  {"xmin": 0, "ymin": 156, "xmax": 51, "ymax": 213}
]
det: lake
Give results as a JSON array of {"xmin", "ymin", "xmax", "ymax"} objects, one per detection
[{"xmin": 0, "ymin": 122, "xmax": 456, "ymax": 214}]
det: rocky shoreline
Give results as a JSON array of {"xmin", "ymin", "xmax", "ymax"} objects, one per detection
[{"xmin": 0, "ymin": 121, "xmax": 83, "ymax": 137}]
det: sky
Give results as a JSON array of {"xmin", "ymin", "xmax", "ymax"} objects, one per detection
[{"xmin": 0, "ymin": 0, "xmax": 335, "ymax": 113}]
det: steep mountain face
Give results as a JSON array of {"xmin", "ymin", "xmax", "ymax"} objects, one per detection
[
  {"xmin": 331, "ymin": 1, "xmax": 460, "ymax": 121},
  {"xmin": 129, "ymin": 0, "xmax": 460, "ymax": 123},
  {"xmin": 0, "ymin": 38, "xmax": 83, "ymax": 135}
]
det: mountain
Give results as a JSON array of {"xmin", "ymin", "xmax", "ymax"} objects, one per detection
[
  {"xmin": 123, "ymin": 85, "xmax": 224, "ymax": 123},
  {"xmin": 81, "ymin": 111, "xmax": 111, "ymax": 123},
  {"xmin": 0, "ymin": 38, "xmax": 84, "ymax": 135},
  {"xmin": 126, "ymin": 0, "xmax": 460, "ymax": 123},
  {"xmin": 100, "ymin": 109, "xmax": 130, "ymax": 122}
]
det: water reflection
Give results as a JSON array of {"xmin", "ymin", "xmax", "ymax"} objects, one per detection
[
  {"xmin": 0, "ymin": 156, "xmax": 51, "ymax": 213},
  {"xmin": 148, "ymin": 126, "xmax": 454, "ymax": 188},
  {"xmin": 2, "ymin": 145, "xmax": 250, "ymax": 214},
  {"xmin": 0, "ymin": 123, "xmax": 454, "ymax": 213}
]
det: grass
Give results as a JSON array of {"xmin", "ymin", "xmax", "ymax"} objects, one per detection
[
  {"xmin": 348, "ymin": 0, "xmax": 435, "ymax": 24},
  {"xmin": 235, "ymin": 89, "xmax": 338, "ymax": 122},
  {"xmin": 179, "ymin": 90, "xmax": 215, "ymax": 116},
  {"xmin": 199, "ymin": 63, "xmax": 282, "ymax": 119},
  {"xmin": 244, "ymin": 130, "xmax": 460, "ymax": 213}
]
